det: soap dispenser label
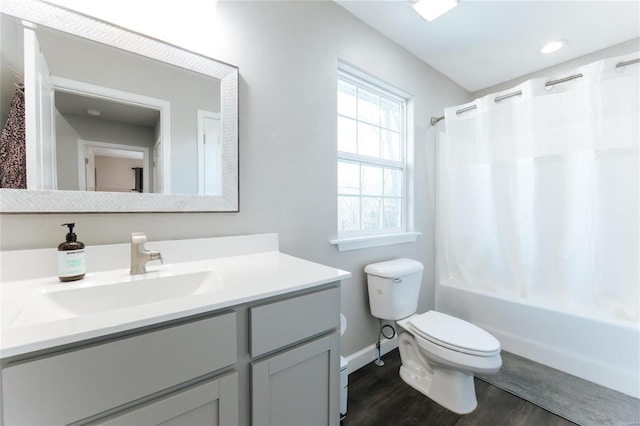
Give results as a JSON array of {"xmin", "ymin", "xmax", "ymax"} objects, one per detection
[{"xmin": 58, "ymin": 249, "xmax": 86, "ymax": 277}]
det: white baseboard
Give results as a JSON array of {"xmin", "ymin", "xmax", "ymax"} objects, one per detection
[{"xmin": 345, "ymin": 336, "xmax": 398, "ymax": 374}]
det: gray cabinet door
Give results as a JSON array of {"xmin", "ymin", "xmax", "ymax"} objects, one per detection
[
  {"xmin": 95, "ymin": 372, "xmax": 238, "ymax": 426},
  {"xmin": 252, "ymin": 333, "xmax": 340, "ymax": 426}
]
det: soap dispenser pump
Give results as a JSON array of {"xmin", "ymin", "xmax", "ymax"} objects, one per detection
[{"xmin": 58, "ymin": 223, "xmax": 86, "ymax": 282}]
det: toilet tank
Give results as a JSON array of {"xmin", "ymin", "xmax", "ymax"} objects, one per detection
[{"xmin": 365, "ymin": 258, "xmax": 424, "ymax": 320}]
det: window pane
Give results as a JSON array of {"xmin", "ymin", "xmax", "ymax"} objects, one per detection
[
  {"xmin": 338, "ymin": 196, "xmax": 360, "ymax": 232},
  {"xmin": 362, "ymin": 164, "xmax": 383, "ymax": 196},
  {"xmin": 338, "ymin": 80, "xmax": 356, "ymax": 118},
  {"xmin": 338, "ymin": 116, "xmax": 357, "ymax": 153},
  {"xmin": 384, "ymin": 167, "xmax": 402, "ymax": 197},
  {"xmin": 382, "ymin": 130, "xmax": 401, "ymax": 161},
  {"xmin": 337, "ymin": 72, "xmax": 406, "ymax": 237},
  {"xmin": 338, "ymin": 160, "xmax": 360, "ymax": 195},
  {"xmin": 358, "ymin": 122, "xmax": 380, "ymax": 158},
  {"xmin": 362, "ymin": 197, "xmax": 382, "ymax": 231},
  {"xmin": 383, "ymin": 198, "xmax": 402, "ymax": 228},
  {"xmin": 381, "ymin": 98, "xmax": 401, "ymax": 131},
  {"xmin": 357, "ymin": 88, "xmax": 380, "ymax": 125}
]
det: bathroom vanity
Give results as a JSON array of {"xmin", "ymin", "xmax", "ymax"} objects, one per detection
[{"xmin": 0, "ymin": 234, "xmax": 350, "ymax": 425}]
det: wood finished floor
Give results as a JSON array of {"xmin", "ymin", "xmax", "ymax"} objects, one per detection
[{"xmin": 342, "ymin": 349, "xmax": 576, "ymax": 426}]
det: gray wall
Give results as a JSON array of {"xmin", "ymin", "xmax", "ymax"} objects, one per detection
[
  {"xmin": 55, "ymin": 114, "xmax": 156, "ymax": 191},
  {"xmin": 55, "ymin": 110, "xmax": 81, "ymax": 190},
  {"xmin": 0, "ymin": 1, "xmax": 469, "ymax": 357},
  {"xmin": 0, "ymin": 15, "xmax": 23, "ymax": 129}
]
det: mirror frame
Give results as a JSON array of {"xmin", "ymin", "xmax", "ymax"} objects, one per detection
[{"xmin": 0, "ymin": 0, "xmax": 239, "ymax": 212}]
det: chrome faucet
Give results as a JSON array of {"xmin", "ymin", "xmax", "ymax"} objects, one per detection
[{"xmin": 130, "ymin": 232, "xmax": 163, "ymax": 275}]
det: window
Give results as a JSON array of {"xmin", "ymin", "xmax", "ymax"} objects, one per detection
[{"xmin": 337, "ymin": 70, "xmax": 407, "ymax": 238}]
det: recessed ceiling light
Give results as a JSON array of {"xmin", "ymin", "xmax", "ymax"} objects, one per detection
[
  {"xmin": 412, "ymin": 0, "xmax": 458, "ymax": 22},
  {"xmin": 540, "ymin": 40, "xmax": 567, "ymax": 54},
  {"xmin": 87, "ymin": 108, "xmax": 101, "ymax": 116}
]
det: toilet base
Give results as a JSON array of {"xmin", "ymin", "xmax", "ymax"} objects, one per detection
[
  {"xmin": 399, "ymin": 362, "xmax": 478, "ymax": 414},
  {"xmin": 398, "ymin": 333, "xmax": 479, "ymax": 414}
]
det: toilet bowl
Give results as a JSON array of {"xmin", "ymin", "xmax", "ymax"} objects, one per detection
[
  {"xmin": 396, "ymin": 311, "xmax": 501, "ymax": 413},
  {"xmin": 365, "ymin": 258, "xmax": 502, "ymax": 414}
]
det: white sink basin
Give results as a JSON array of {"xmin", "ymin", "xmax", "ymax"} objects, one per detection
[{"xmin": 5, "ymin": 269, "xmax": 224, "ymax": 329}]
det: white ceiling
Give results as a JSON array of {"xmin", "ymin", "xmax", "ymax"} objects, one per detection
[
  {"xmin": 336, "ymin": 0, "xmax": 640, "ymax": 92},
  {"xmin": 55, "ymin": 91, "xmax": 160, "ymax": 128}
]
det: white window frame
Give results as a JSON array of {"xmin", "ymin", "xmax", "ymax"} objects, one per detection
[{"xmin": 332, "ymin": 65, "xmax": 419, "ymax": 251}]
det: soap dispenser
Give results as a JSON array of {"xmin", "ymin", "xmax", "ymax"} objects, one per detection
[{"xmin": 58, "ymin": 223, "xmax": 86, "ymax": 282}]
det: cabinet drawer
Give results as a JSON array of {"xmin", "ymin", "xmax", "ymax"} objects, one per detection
[
  {"xmin": 2, "ymin": 312, "xmax": 236, "ymax": 425},
  {"xmin": 250, "ymin": 286, "xmax": 339, "ymax": 357}
]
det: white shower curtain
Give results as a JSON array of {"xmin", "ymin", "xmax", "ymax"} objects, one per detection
[{"xmin": 437, "ymin": 54, "xmax": 639, "ymax": 323}]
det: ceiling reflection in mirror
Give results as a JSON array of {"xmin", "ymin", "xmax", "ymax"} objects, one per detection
[{"xmin": 0, "ymin": 0, "xmax": 238, "ymax": 212}]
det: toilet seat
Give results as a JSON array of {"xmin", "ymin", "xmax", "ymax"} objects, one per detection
[{"xmin": 408, "ymin": 311, "xmax": 500, "ymax": 357}]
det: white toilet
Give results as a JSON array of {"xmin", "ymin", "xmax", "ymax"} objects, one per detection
[{"xmin": 365, "ymin": 258, "xmax": 502, "ymax": 414}]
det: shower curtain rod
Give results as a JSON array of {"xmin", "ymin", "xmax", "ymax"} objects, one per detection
[{"xmin": 430, "ymin": 57, "xmax": 640, "ymax": 127}]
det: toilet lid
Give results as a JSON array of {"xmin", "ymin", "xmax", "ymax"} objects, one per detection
[{"xmin": 408, "ymin": 311, "xmax": 501, "ymax": 357}]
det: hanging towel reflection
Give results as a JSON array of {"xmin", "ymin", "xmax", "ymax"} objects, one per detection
[{"xmin": 0, "ymin": 86, "xmax": 27, "ymax": 189}]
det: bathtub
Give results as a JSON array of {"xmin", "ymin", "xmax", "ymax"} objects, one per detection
[{"xmin": 436, "ymin": 281, "xmax": 640, "ymax": 398}]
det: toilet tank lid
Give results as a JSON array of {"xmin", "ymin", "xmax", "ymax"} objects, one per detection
[{"xmin": 364, "ymin": 258, "xmax": 424, "ymax": 278}]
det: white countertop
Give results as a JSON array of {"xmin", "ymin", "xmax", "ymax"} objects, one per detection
[{"xmin": 1, "ymin": 234, "xmax": 350, "ymax": 359}]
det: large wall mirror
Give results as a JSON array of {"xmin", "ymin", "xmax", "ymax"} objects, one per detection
[{"xmin": 0, "ymin": 0, "xmax": 238, "ymax": 212}]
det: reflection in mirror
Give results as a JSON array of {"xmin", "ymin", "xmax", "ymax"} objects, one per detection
[
  {"xmin": 0, "ymin": 0, "xmax": 238, "ymax": 212},
  {"xmin": 56, "ymin": 92, "xmax": 159, "ymax": 193},
  {"xmin": 2, "ymin": 14, "xmax": 221, "ymax": 195}
]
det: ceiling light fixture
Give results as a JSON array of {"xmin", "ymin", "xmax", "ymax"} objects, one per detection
[
  {"xmin": 87, "ymin": 108, "xmax": 101, "ymax": 116},
  {"xmin": 540, "ymin": 40, "xmax": 567, "ymax": 54},
  {"xmin": 412, "ymin": 0, "xmax": 458, "ymax": 22}
]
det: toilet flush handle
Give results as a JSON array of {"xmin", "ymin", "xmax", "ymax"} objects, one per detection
[{"xmin": 393, "ymin": 278, "xmax": 403, "ymax": 284}]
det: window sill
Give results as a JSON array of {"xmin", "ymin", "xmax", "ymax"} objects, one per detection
[{"xmin": 330, "ymin": 232, "xmax": 421, "ymax": 252}]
